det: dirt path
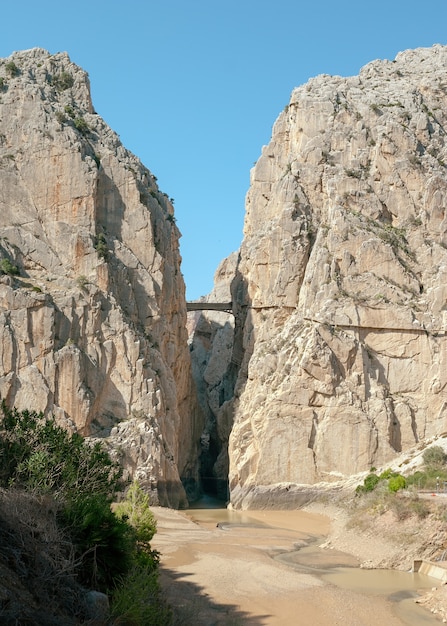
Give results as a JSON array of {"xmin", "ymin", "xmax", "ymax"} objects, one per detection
[{"xmin": 151, "ymin": 506, "xmax": 432, "ymax": 625}]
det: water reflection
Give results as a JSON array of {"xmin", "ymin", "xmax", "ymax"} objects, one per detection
[
  {"xmin": 187, "ymin": 495, "xmax": 270, "ymax": 527},
  {"xmin": 188, "ymin": 495, "xmax": 228, "ymax": 510}
]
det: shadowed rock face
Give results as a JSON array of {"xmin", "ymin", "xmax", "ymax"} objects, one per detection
[
  {"xmin": 192, "ymin": 45, "xmax": 447, "ymax": 509},
  {"xmin": 188, "ymin": 252, "xmax": 240, "ymax": 500},
  {"xmin": 0, "ymin": 48, "xmax": 202, "ymax": 508}
]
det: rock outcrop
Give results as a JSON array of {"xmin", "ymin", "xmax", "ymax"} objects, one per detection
[
  {"xmin": 0, "ymin": 48, "xmax": 202, "ymax": 507},
  {"xmin": 203, "ymin": 45, "xmax": 447, "ymax": 508}
]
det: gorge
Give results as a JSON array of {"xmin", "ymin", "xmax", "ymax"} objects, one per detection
[{"xmin": 1, "ymin": 45, "xmax": 447, "ymax": 510}]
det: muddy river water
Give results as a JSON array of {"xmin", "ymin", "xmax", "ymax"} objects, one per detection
[{"xmin": 153, "ymin": 498, "xmax": 440, "ymax": 625}]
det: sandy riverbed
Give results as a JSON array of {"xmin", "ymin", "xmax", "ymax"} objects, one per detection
[{"xmin": 152, "ymin": 504, "xmax": 437, "ymax": 625}]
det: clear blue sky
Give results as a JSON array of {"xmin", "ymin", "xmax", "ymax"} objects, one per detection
[{"xmin": 2, "ymin": 1, "xmax": 447, "ymax": 299}]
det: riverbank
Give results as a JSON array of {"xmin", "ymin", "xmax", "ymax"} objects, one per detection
[
  {"xmin": 304, "ymin": 495, "xmax": 447, "ymax": 622},
  {"xmin": 152, "ymin": 502, "xmax": 440, "ymax": 625}
]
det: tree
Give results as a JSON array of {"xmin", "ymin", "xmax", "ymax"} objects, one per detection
[
  {"xmin": 423, "ymin": 445, "xmax": 447, "ymax": 469},
  {"xmin": 115, "ymin": 480, "xmax": 157, "ymax": 549}
]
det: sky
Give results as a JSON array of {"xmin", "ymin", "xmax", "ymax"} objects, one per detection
[{"xmin": 1, "ymin": 1, "xmax": 447, "ymax": 299}]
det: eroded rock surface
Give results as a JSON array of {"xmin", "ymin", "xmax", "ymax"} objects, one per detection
[
  {"xmin": 220, "ymin": 45, "xmax": 447, "ymax": 508},
  {"xmin": 0, "ymin": 48, "xmax": 202, "ymax": 507},
  {"xmin": 188, "ymin": 253, "xmax": 239, "ymax": 498}
]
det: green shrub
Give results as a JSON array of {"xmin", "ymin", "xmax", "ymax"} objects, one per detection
[
  {"xmin": 55, "ymin": 110, "xmax": 67, "ymax": 124},
  {"xmin": 0, "ymin": 258, "xmax": 19, "ymax": 276},
  {"xmin": 76, "ymin": 274, "xmax": 89, "ymax": 291},
  {"xmin": 94, "ymin": 233, "xmax": 109, "ymax": 260},
  {"xmin": 5, "ymin": 61, "xmax": 19, "ymax": 77},
  {"xmin": 0, "ymin": 402, "xmax": 123, "ymax": 503},
  {"xmin": 61, "ymin": 494, "xmax": 134, "ymax": 592},
  {"xmin": 74, "ymin": 116, "xmax": 89, "ymax": 134},
  {"xmin": 356, "ymin": 469, "xmax": 406, "ymax": 495},
  {"xmin": 52, "ymin": 71, "xmax": 74, "ymax": 91},
  {"xmin": 423, "ymin": 445, "xmax": 447, "ymax": 469},
  {"xmin": 405, "ymin": 470, "xmax": 427, "ymax": 489},
  {"xmin": 379, "ymin": 468, "xmax": 394, "ymax": 480},
  {"xmin": 64, "ymin": 104, "xmax": 76, "ymax": 118},
  {"xmin": 112, "ymin": 483, "xmax": 168, "ymax": 620},
  {"xmin": 115, "ymin": 481, "xmax": 157, "ymax": 547},
  {"xmin": 0, "ymin": 404, "xmax": 170, "ymax": 619},
  {"xmin": 406, "ymin": 467, "xmax": 447, "ymax": 491},
  {"xmin": 356, "ymin": 472, "xmax": 380, "ymax": 494},
  {"xmin": 388, "ymin": 474, "xmax": 406, "ymax": 492},
  {"xmin": 111, "ymin": 563, "xmax": 172, "ymax": 625},
  {"xmin": 0, "ymin": 402, "xmax": 130, "ymax": 592}
]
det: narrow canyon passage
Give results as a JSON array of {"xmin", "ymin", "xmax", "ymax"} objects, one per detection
[{"xmin": 152, "ymin": 504, "xmax": 438, "ymax": 625}]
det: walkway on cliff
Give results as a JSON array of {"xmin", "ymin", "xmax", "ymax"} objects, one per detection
[{"xmin": 186, "ymin": 302, "xmax": 233, "ymax": 313}]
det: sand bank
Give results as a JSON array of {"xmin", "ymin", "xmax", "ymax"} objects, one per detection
[{"xmin": 152, "ymin": 505, "xmax": 437, "ymax": 625}]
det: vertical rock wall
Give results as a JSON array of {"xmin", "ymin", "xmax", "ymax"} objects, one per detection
[
  {"xmin": 188, "ymin": 253, "xmax": 239, "ymax": 499},
  {"xmin": 0, "ymin": 49, "xmax": 202, "ymax": 507},
  {"xmin": 224, "ymin": 45, "xmax": 447, "ymax": 508}
]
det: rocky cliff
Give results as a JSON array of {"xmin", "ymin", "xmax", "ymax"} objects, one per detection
[
  {"xmin": 0, "ymin": 48, "xmax": 202, "ymax": 508},
  {"xmin": 188, "ymin": 253, "xmax": 239, "ymax": 499},
  {"xmin": 193, "ymin": 45, "xmax": 447, "ymax": 508}
]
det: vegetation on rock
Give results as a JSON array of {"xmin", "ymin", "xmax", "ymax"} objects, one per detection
[
  {"xmin": 355, "ymin": 468, "xmax": 406, "ymax": 494},
  {"xmin": 0, "ymin": 258, "xmax": 19, "ymax": 276},
  {"xmin": 0, "ymin": 402, "xmax": 170, "ymax": 624},
  {"xmin": 52, "ymin": 71, "xmax": 74, "ymax": 91},
  {"xmin": 406, "ymin": 445, "xmax": 447, "ymax": 491},
  {"xmin": 4, "ymin": 60, "xmax": 19, "ymax": 77},
  {"xmin": 422, "ymin": 445, "xmax": 447, "ymax": 469},
  {"xmin": 356, "ymin": 444, "xmax": 447, "ymax": 499},
  {"xmin": 94, "ymin": 232, "xmax": 109, "ymax": 260}
]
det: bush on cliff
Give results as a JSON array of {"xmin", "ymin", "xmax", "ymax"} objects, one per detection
[
  {"xmin": 423, "ymin": 445, "xmax": 447, "ymax": 469},
  {"xmin": 405, "ymin": 446, "xmax": 447, "ymax": 491},
  {"xmin": 355, "ymin": 472, "xmax": 380, "ymax": 493},
  {"xmin": 0, "ymin": 258, "xmax": 19, "ymax": 275},
  {"xmin": 355, "ymin": 469, "xmax": 406, "ymax": 494}
]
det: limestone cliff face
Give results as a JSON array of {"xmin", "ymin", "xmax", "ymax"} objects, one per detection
[
  {"xmin": 224, "ymin": 45, "xmax": 447, "ymax": 508},
  {"xmin": 188, "ymin": 253, "xmax": 238, "ymax": 499},
  {"xmin": 0, "ymin": 48, "xmax": 202, "ymax": 507}
]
